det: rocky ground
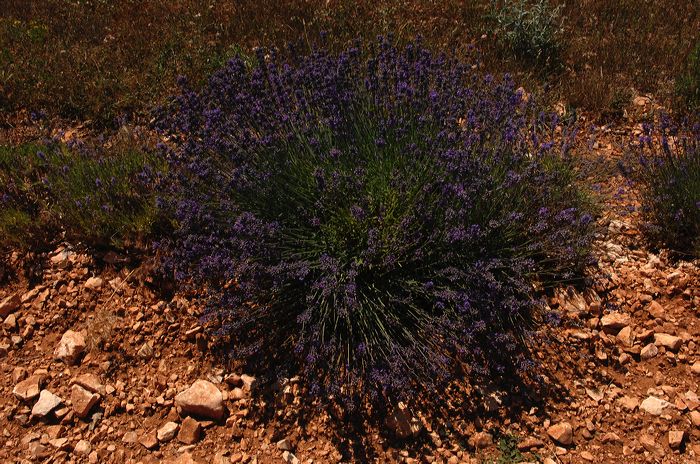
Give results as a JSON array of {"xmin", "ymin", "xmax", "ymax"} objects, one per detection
[{"xmin": 1, "ymin": 106, "xmax": 699, "ymax": 463}]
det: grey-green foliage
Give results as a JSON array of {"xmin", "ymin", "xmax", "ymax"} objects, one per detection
[{"xmin": 489, "ymin": 0, "xmax": 564, "ymax": 70}]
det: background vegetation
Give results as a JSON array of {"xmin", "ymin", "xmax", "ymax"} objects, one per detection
[{"xmin": 1, "ymin": 0, "xmax": 699, "ymax": 128}]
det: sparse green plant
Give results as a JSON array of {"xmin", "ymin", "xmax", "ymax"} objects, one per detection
[
  {"xmin": 482, "ymin": 434, "xmax": 528, "ymax": 464},
  {"xmin": 495, "ymin": 434, "xmax": 525, "ymax": 463}
]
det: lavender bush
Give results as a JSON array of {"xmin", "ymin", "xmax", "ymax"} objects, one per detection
[
  {"xmin": 0, "ymin": 140, "xmax": 163, "ymax": 251},
  {"xmin": 636, "ymin": 117, "xmax": 700, "ymax": 257},
  {"xmin": 159, "ymin": 38, "xmax": 594, "ymax": 406}
]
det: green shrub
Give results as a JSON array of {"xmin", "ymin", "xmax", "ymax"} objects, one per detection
[{"xmin": 489, "ymin": 0, "xmax": 564, "ymax": 70}]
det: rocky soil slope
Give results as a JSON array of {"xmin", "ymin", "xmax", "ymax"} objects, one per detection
[{"xmin": 1, "ymin": 116, "xmax": 699, "ymax": 464}]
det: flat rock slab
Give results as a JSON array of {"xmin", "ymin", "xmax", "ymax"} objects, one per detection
[
  {"xmin": 54, "ymin": 330, "xmax": 86, "ymax": 365},
  {"xmin": 175, "ymin": 379, "xmax": 224, "ymax": 420},
  {"xmin": 0, "ymin": 294, "xmax": 21, "ymax": 317},
  {"xmin": 640, "ymin": 396, "xmax": 671, "ymax": 416},
  {"xmin": 71, "ymin": 384, "xmax": 101, "ymax": 418},
  {"xmin": 31, "ymin": 390, "xmax": 62, "ymax": 418},
  {"xmin": 600, "ymin": 312, "xmax": 631, "ymax": 331},
  {"xmin": 13, "ymin": 375, "xmax": 43, "ymax": 402},
  {"xmin": 654, "ymin": 333, "xmax": 682, "ymax": 352}
]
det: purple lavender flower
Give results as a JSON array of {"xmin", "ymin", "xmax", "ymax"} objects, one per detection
[{"xmin": 158, "ymin": 37, "xmax": 595, "ymax": 407}]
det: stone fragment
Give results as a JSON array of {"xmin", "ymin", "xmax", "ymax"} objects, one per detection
[
  {"xmin": 0, "ymin": 293, "xmax": 20, "ymax": 317},
  {"xmin": 230, "ymin": 387, "xmax": 245, "ymax": 400},
  {"xmin": 616, "ymin": 326, "xmax": 634, "ymax": 347},
  {"xmin": 72, "ymin": 373, "xmax": 105, "ymax": 395},
  {"xmin": 640, "ymin": 434, "xmax": 663, "ymax": 456},
  {"xmin": 668, "ymin": 430, "xmax": 685, "ymax": 449},
  {"xmin": 50, "ymin": 249, "xmax": 74, "ymax": 266},
  {"xmin": 122, "ymin": 431, "xmax": 138, "ymax": 444},
  {"xmin": 31, "ymin": 390, "xmax": 62, "ymax": 418},
  {"xmin": 54, "ymin": 330, "xmax": 86, "ymax": 365},
  {"xmin": 84, "ymin": 277, "xmax": 103, "ymax": 290},
  {"xmin": 21, "ymin": 287, "xmax": 41, "ymax": 303},
  {"xmin": 175, "ymin": 379, "xmax": 225, "ymax": 420},
  {"xmin": 601, "ymin": 312, "xmax": 630, "ymax": 331},
  {"xmin": 49, "ymin": 438, "xmax": 69, "ymax": 450},
  {"xmin": 385, "ymin": 402, "xmax": 422, "ymax": 439},
  {"xmin": 618, "ymin": 395, "xmax": 639, "ymax": 411},
  {"xmin": 157, "ymin": 421, "xmax": 180, "ymax": 442},
  {"xmin": 640, "ymin": 343, "xmax": 658, "ymax": 360},
  {"xmin": 46, "ymin": 425, "xmax": 64, "ymax": 439},
  {"xmin": 282, "ymin": 451, "xmax": 300, "ymax": 464},
  {"xmin": 240, "ymin": 374, "xmax": 256, "ymax": 390},
  {"xmin": 517, "ymin": 437, "xmax": 545, "ymax": 450},
  {"xmin": 580, "ymin": 451, "xmax": 594, "ymax": 461},
  {"xmin": 74, "ymin": 439, "xmax": 91, "ymax": 456},
  {"xmin": 547, "ymin": 422, "xmax": 573, "ymax": 446},
  {"xmin": 177, "ymin": 417, "xmax": 201, "ymax": 444},
  {"xmin": 12, "ymin": 366, "xmax": 27, "ymax": 383},
  {"xmin": 213, "ymin": 450, "xmax": 230, "ymax": 464},
  {"xmin": 691, "ymin": 362, "xmax": 700, "ymax": 375},
  {"xmin": 647, "ymin": 300, "xmax": 665, "ymax": 319},
  {"xmin": 469, "ymin": 431, "xmax": 493, "ymax": 449},
  {"xmin": 224, "ymin": 373, "xmax": 242, "ymax": 387},
  {"xmin": 586, "ymin": 387, "xmax": 604, "ymax": 403},
  {"xmin": 600, "ymin": 432, "xmax": 622, "ymax": 444},
  {"xmin": 139, "ymin": 430, "xmax": 158, "ymax": 450},
  {"xmin": 684, "ymin": 390, "xmax": 699, "ymax": 410},
  {"xmin": 28, "ymin": 442, "xmax": 48, "ymax": 459},
  {"xmin": 137, "ymin": 341, "xmax": 154, "ymax": 359},
  {"xmin": 13, "ymin": 375, "xmax": 43, "ymax": 402},
  {"xmin": 276, "ymin": 438, "xmax": 292, "ymax": 451},
  {"xmin": 0, "ymin": 340, "xmax": 10, "ymax": 356},
  {"xmin": 640, "ymin": 396, "xmax": 671, "ymax": 416},
  {"xmin": 71, "ymin": 384, "xmax": 100, "ymax": 418},
  {"xmin": 690, "ymin": 410, "xmax": 700, "ymax": 427},
  {"xmin": 4, "ymin": 313, "xmax": 17, "ymax": 330},
  {"xmin": 654, "ymin": 333, "xmax": 682, "ymax": 352}
]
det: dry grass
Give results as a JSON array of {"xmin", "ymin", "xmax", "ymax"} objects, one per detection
[
  {"xmin": 1, "ymin": 0, "xmax": 698, "ymax": 126},
  {"xmin": 85, "ymin": 307, "xmax": 118, "ymax": 352}
]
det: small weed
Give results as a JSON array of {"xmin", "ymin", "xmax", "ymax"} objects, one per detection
[
  {"xmin": 482, "ymin": 434, "xmax": 529, "ymax": 464},
  {"xmin": 86, "ymin": 308, "xmax": 118, "ymax": 352}
]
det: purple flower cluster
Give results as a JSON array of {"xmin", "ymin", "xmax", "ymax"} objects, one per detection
[
  {"xmin": 636, "ymin": 116, "xmax": 700, "ymax": 256},
  {"xmin": 159, "ymin": 38, "xmax": 594, "ymax": 407},
  {"xmin": 0, "ymin": 140, "xmax": 163, "ymax": 251}
]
